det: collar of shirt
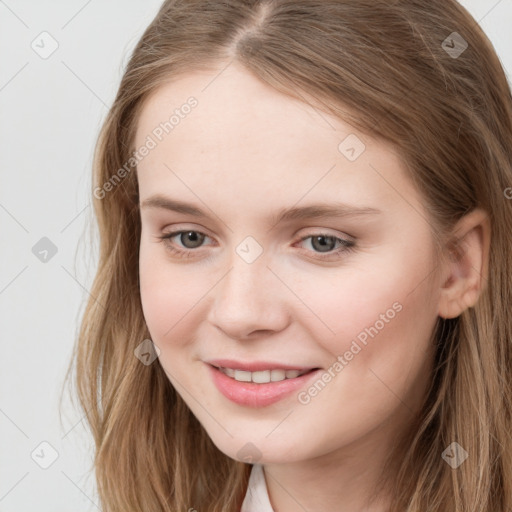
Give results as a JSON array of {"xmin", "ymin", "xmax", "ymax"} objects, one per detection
[{"xmin": 240, "ymin": 464, "xmax": 274, "ymax": 512}]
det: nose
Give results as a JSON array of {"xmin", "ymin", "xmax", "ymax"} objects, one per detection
[{"xmin": 206, "ymin": 249, "xmax": 291, "ymax": 340}]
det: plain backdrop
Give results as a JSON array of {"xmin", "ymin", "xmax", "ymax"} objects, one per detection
[{"xmin": 0, "ymin": 1, "xmax": 510, "ymax": 510}]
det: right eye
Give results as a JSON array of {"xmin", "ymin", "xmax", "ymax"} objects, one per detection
[{"xmin": 158, "ymin": 230, "xmax": 214, "ymax": 257}]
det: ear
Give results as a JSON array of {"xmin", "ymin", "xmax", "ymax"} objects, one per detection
[{"xmin": 437, "ymin": 208, "xmax": 491, "ymax": 319}]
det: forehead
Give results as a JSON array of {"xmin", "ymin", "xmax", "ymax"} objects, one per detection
[{"xmin": 134, "ymin": 63, "xmax": 420, "ymax": 216}]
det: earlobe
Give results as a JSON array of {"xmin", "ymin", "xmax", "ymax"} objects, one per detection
[{"xmin": 437, "ymin": 208, "xmax": 491, "ymax": 319}]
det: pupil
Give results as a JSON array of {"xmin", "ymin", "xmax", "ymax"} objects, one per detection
[
  {"xmin": 182, "ymin": 231, "xmax": 203, "ymax": 248},
  {"xmin": 313, "ymin": 235, "xmax": 334, "ymax": 252}
]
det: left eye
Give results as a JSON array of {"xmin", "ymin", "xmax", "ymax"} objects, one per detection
[{"xmin": 297, "ymin": 234, "xmax": 352, "ymax": 253}]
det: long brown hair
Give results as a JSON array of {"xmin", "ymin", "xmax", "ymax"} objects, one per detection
[{"xmin": 63, "ymin": 1, "xmax": 512, "ymax": 510}]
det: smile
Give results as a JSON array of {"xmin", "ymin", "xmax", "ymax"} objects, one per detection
[
  {"xmin": 207, "ymin": 363, "xmax": 322, "ymax": 407},
  {"xmin": 219, "ymin": 367, "xmax": 311, "ymax": 384},
  {"xmin": 216, "ymin": 366, "xmax": 312, "ymax": 383}
]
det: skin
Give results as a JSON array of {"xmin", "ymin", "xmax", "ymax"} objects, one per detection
[{"xmin": 135, "ymin": 61, "xmax": 490, "ymax": 512}]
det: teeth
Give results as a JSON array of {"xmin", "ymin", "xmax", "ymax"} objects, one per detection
[
  {"xmin": 219, "ymin": 367, "xmax": 310, "ymax": 383},
  {"xmin": 271, "ymin": 369, "xmax": 286, "ymax": 381},
  {"xmin": 252, "ymin": 370, "xmax": 270, "ymax": 383},
  {"xmin": 234, "ymin": 370, "xmax": 252, "ymax": 382},
  {"xmin": 223, "ymin": 367, "xmax": 235, "ymax": 378}
]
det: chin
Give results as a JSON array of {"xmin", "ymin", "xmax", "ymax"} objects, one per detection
[{"xmin": 205, "ymin": 426, "xmax": 307, "ymax": 465}]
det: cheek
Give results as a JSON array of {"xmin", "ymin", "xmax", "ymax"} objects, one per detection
[
  {"xmin": 287, "ymin": 256, "xmax": 438, "ymax": 446},
  {"xmin": 293, "ymin": 245, "xmax": 439, "ymax": 369},
  {"xmin": 139, "ymin": 239, "xmax": 202, "ymax": 344}
]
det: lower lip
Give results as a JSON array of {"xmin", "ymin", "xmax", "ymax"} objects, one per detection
[{"xmin": 207, "ymin": 364, "xmax": 321, "ymax": 408}]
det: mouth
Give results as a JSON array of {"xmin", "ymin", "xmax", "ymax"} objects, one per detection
[
  {"xmin": 206, "ymin": 362, "xmax": 323, "ymax": 407},
  {"xmin": 211, "ymin": 365, "xmax": 319, "ymax": 384}
]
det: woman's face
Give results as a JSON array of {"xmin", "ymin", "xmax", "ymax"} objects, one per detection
[{"xmin": 136, "ymin": 62, "xmax": 441, "ymax": 465}]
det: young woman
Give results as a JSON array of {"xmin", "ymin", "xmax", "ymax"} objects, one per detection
[{"xmin": 66, "ymin": 1, "xmax": 512, "ymax": 510}]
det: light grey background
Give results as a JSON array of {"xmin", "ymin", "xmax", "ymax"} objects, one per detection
[{"xmin": 0, "ymin": 1, "xmax": 510, "ymax": 510}]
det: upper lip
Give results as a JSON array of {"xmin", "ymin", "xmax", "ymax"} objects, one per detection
[{"xmin": 205, "ymin": 359, "xmax": 319, "ymax": 372}]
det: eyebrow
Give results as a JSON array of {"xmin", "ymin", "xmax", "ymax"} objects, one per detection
[{"xmin": 140, "ymin": 195, "xmax": 381, "ymax": 225}]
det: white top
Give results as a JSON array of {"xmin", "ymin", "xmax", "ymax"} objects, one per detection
[{"xmin": 240, "ymin": 464, "xmax": 274, "ymax": 512}]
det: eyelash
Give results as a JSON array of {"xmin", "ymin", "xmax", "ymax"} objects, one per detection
[{"xmin": 157, "ymin": 229, "xmax": 356, "ymax": 261}]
